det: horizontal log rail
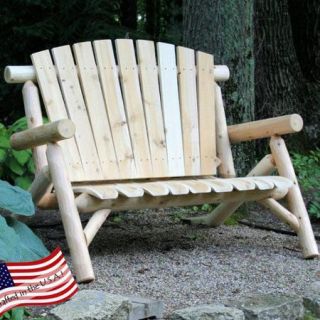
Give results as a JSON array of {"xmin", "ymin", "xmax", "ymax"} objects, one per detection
[
  {"xmin": 228, "ymin": 114, "xmax": 303, "ymax": 143},
  {"xmin": 10, "ymin": 119, "xmax": 75, "ymax": 150},
  {"xmin": 4, "ymin": 64, "xmax": 230, "ymax": 83}
]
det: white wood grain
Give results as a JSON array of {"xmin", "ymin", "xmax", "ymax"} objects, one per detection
[
  {"xmin": 115, "ymin": 39, "xmax": 153, "ymax": 178},
  {"xmin": 197, "ymin": 51, "xmax": 218, "ymax": 175},
  {"xmin": 177, "ymin": 46, "xmax": 200, "ymax": 175},
  {"xmin": 52, "ymin": 45, "xmax": 103, "ymax": 181},
  {"xmin": 73, "ymin": 41, "xmax": 120, "ymax": 180},
  {"xmin": 157, "ymin": 42, "xmax": 184, "ymax": 177},
  {"xmin": 93, "ymin": 40, "xmax": 136, "ymax": 179},
  {"xmin": 136, "ymin": 40, "xmax": 168, "ymax": 177},
  {"xmin": 31, "ymin": 50, "xmax": 84, "ymax": 181}
]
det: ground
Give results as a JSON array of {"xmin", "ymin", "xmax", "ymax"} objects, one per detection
[{"xmin": 31, "ymin": 206, "xmax": 320, "ymax": 317}]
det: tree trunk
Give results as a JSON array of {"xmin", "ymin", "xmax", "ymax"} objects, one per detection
[
  {"xmin": 183, "ymin": 0, "xmax": 255, "ymax": 175},
  {"xmin": 254, "ymin": 0, "xmax": 320, "ymax": 149}
]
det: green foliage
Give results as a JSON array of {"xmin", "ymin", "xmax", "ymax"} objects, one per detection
[
  {"xmin": 0, "ymin": 118, "xmax": 35, "ymax": 189},
  {"xmin": 292, "ymin": 149, "xmax": 320, "ymax": 219},
  {"xmin": 0, "ymin": 308, "xmax": 30, "ymax": 320}
]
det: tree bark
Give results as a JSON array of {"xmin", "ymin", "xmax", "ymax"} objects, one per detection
[
  {"xmin": 183, "ymin": 0, "xmax": 255, "ymax": 175},
  {"xmin": 254, "ymin": 0, "xmax": 320, "ymax": 149}
]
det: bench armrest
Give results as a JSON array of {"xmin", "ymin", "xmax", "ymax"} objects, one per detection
[
  {"xmin": 10, "ymin": 119, "xmax": 75, "ymax": 150},
  {"xmin": 227, "ymin": 114, "xmax": 303, "ymax": 143}
]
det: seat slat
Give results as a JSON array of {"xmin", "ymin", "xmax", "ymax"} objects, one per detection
[
  {"xmin": 200, "ymin": 178, "xmax": 234, "ymax": 192},
  {"xmin": 181, "ymin": 180, "xmax": 211, "ymax": 193},
  {"xmin": 136, "ymin": 40, "xmax": 168, "ymax": 177},
  {"xmin": 226, "ymin": 178, "xmax": 256, "ymax": 191},
  {"xmin": 115, "ymin": 183, "xmax": 144, "ymax": 198},
  {"xmin": 73, "ymin": 184, "xmax": 119, "ymax": 200},
  {"xmin": 157, "ymin": 42, "xmax": 185, "ymax": 176},
  {"xmin": 139, "ymin": 182, "xmax": 170, "ymax": 196},
  {"xmin": 177, "ymin": 46, "xmax": 200, "ymax": 175},
  {"xmin": 115, "ymin": 39, "xmax": 153, "ymax": 178},
  {"xmin": 197, "ymin": 51, "xmax": 218, "ymax": 175},
  {"xmin": 31, "ymin": 50, "xmax": 84, "ymax": 181},
  {"xmin": 73, "ymin": 42, "xmax": 120, "ymax": 180},
  {"xmin": 93, "ymin": 40, "xmax": 136, "ymax": 179},
  {"xmin": 51, "ymin": 45, "xmax": 103, "ymax": 181}
]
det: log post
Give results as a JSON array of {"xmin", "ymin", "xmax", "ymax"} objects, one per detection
[
  {"xmin": 215, "ymin": 84, "xmax": 236, "ymax": 178},
  {"xmin": 11, "ymin": 119, "xmax": 75, "ymax": 150},
  {"xmin": 46, "ymin": 143, "xmax": 95, "ymax": 282},
  {"xmin": 84, "ymin": 209, "xmax": 111, "ymax": 246},
  {"xmin": 28, "ymin": 166, "xmax": 52, "ymax": 204},
  {"xmin": 22, "ymin": 81, "xmax": 47, "ymax": 174},
  {"xmin": 228, "ymin": 114, "xmax": 303, "ymax": 143},
  {"xmin": 270, "ymin": 136, "xmax": 319, "ymax": 258}
]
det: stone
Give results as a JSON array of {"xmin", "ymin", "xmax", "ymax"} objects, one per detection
[
  {"xmin": 169, "ymin": 304, "xmax": 245, "ymax": 320},
  {"xmin": 303, "ymin": 281, "xmax": 320, "ymax": 317},
  {"xmin": 225, "ymin": 293, "xmax": 304, "ymax": 320},
  {"xmin": 51, "ymin": 289, "xmax": 131, "ymax": 320}
]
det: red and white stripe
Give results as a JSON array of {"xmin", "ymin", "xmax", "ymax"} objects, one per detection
[{"xmin": 0, "ymin": 248, "xmax": 78, "ymax": 316}]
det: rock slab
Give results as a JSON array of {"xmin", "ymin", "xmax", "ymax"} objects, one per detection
[
  {"xmin": 51, "ymin": 290, "xmax": 130, "ymax": 320},
  {"xmin": 225, "ymin": 293, "xmax": 304, "ymax": 320},
  {"xmin": 169, "ymin": 304, "xmax": 245, "ymax": 320},
  {"xmin": 303, "ymin": 281, "xmax": 320, "ymax": 317}
]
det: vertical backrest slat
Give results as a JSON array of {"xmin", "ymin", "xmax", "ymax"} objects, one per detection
[
  {"xmin": 93, "ymin": 40, "xmax": 136, "ymax": 179},
  {"xmin": 31, "ymin": 50, "xmax": 85, "ymax": 182},
  {"xmin": 136, "ymin": 40, "xmax": 168, "ymax": 177},
  {"xmin": 73, "ymin": 42, "xmax": 120, "ymax": 180},
  {"xmin": 157, "ymin": 42, "xmax": 185, "ymax": 177},
  {"xmin": 115, "ymin": 39, "xmax": 153, "ymax": 178},
  {"xmin": 51, "ymin": 45, "xmax": 103, "ymax": 181},
  {"xmin": 177, "ymin": 46, "xmax": 200, "ymax": 175},
  {"xmin": 197, "ymin": 51, "xmax": 218, "ymax": 175}
]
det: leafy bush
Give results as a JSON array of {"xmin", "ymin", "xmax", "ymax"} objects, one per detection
[
  {"xmin": 292, "ymin": 149, "xmax": 320, "ymax": 219},
  {"xmin": 0, "ymin": 308, "xmax": 30, "ymax": 320},
  {"xmin": 0, "ymin": 118, "xmax": 35, "ymax": 190}
]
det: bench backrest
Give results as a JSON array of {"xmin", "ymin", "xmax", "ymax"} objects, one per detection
[{"xmin": 31, "ymin": 39, "xmax": 220, "ymax": 182}]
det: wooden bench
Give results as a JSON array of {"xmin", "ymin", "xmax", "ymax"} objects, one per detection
[{"xmin": 5, "ymin": 39, "xmax": 319, "ymax": 283}]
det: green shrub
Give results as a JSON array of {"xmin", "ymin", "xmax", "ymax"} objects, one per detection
[
  {"xmin": 0, "ymin": 118, "xmax": 35, "ymax": 190},
  {"xmin": 292, "ymin": 149, "xmax": 320, "ymax": 219}
]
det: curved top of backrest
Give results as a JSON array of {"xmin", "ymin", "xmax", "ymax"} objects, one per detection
[{"xmin": 31, "ymin": 39, "xmax": 220, "ymax": 182}]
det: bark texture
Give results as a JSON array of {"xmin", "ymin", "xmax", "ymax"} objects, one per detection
[
  {"xmin": 183, "ymin": 0, "xmax": 255, "ymax": 175},
  {"xmin": 255, "ymin": 0, "xmax": 320, "ymax": 149}
]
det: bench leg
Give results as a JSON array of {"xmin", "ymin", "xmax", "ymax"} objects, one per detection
[
  {"xmin": 270, "ymin": 136, "xmax": 319, "ymax": 258},
  {"xmin": 47, "ymin": 143, "xmax": 95, "ymax": 283}
]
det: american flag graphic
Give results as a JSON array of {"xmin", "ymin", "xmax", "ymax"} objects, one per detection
[{"xmin": 0, "ymin": 247, "xmax": 78, "ymax": 316}]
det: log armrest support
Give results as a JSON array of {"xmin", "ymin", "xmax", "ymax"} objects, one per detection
[
  {"xmin": 228, "ymin": 114, "xmax": 303, "ymax": 143},
  {"xmin": 10, "ymin": 119, "xmax": 76, "ymax": 150}
]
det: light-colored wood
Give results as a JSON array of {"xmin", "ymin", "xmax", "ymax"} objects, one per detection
[
  {"xmin": 270, "ymin": 136, "xmax": 319, "ymax": 258},
  {"xmin": 157, "ymin": 42, "xmax": 185, "ymax": 176},
  {"xmin": 84, "ymin": 209, "xmax": 111, "ymax": 246},
  {"xmin": 197, "ymin": 51, "xmax": 218, "ymax": 175},
  {"xmin": 115, "ymin": 39, "xmax": 153, "ymax": 178},
  {"xmin": 31, "ymin": 50, "xmax": 84, "ymax": 181},
  {"xmin": 4, "ymin": 64, "xmax": 231, "ymax": 83},
  {"xmin": 73, "ymin": 184, "xmax": 119, "ymax": 200},
  {"xmin": 37, "ymin": 193, "xmax": 58, "ymax": 209},
  {"xmin": 52, "ymin": 45, "xmax": 104, "ymax": 181},
  {"xmin": 69, "ymin": 176, "xmax": 292, "ymax": 200},
  {"xmin": 10, "ymin": 119, "xmax": 75, "ymax": 150},
  {"xmin": 76, "ymin": 188, "xmax": 288, "ymax": 214},
  {"xmin": 215, "ymin": 84, "xmax": 236, "ymax": 178},
  {"xmin": 228, "ymin": 114, "xmax": 304, "ymax": 143},
  {"xmin": 177, "ymin": 46, "xmax": 200, "ymax": 175},
  {"xmin": 73, "ymin": 42, "xmax": 120, "ymax": 180},
  {"xmin": 28, "ymin": 165, "xmax": 52, "ymax": 204},
  {"xmin": 22, "ymin": 81, "xmax": 47, "ymax": 174},
  {"xmin": 185, "ymin": 155, "xmax": 281, "ymax": 226},
  {"xmin": 46, "ymin": 143, "xmax": 94, "ymax": 283},
  {"xmin": 260, "ymin": 198, "xmax": 300, "ymax": 233},
  {"xmin": 93, "ymin": 40, "xmax": 136, "ymax": 179},
  {"xmin": 136, "ymin": 40, "xmax": 168, "ymax": 177},
  {"xmin": 248, "ymin": 154, "xmax": 275, "ymax": 176}
]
